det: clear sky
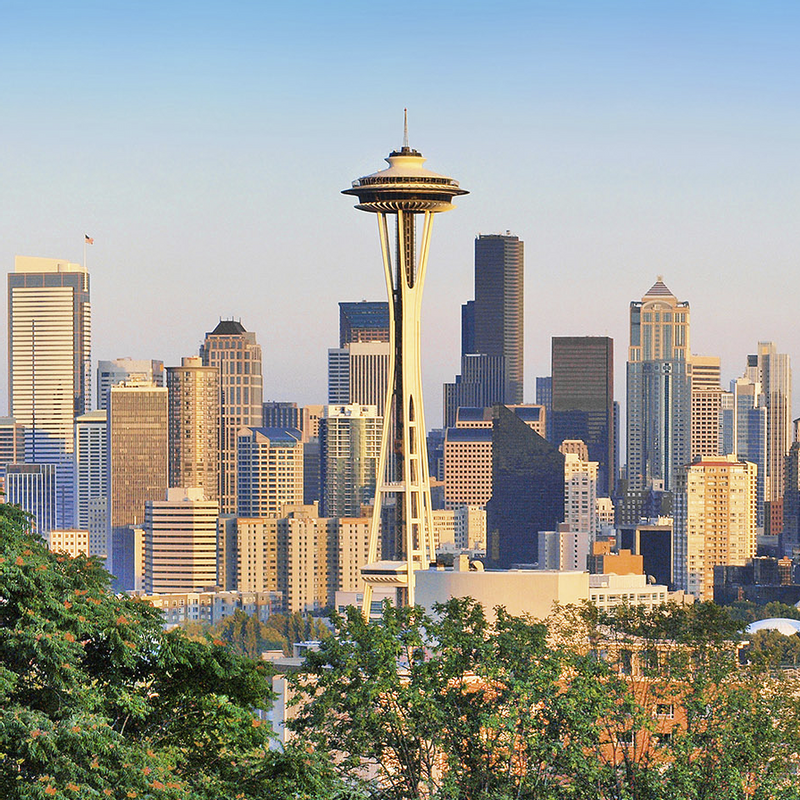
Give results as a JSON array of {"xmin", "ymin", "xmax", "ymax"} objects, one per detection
[{"xmin": 2, "ymin": 0, "xmax": 800, "ymax": 428}]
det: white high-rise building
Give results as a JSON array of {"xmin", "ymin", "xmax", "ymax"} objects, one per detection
[
  {"xmin": 75, "ymin": 410, "xmax": 108, "ymax": 558},
  {"xmin": 236, "ymin": 427, "xmax": 304, "ymax": 518},
  {"xmin": 319, "ymin": 404, "xmax": 381, "ymax": 518},
  {"xmin": 97, "ymin": 358, "xmax": 164, "ymax": 410},
  {"xmin": 8, "ymin": 256, "xmax": 91, "ymax": 528},
  {"xmin": 560, "ymin": 441, "xmax": 599, "ymax": 538},
  {"xmin": 327, "ymin": 342, "xmax": 391, "ymax": 415}
]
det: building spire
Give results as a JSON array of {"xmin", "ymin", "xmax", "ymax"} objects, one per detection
[{"xmin": 403, "ymin": 108, "xmax": 409, "ymax": 150}]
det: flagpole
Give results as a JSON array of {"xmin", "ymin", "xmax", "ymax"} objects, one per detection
[{"xmin": 83, "ymin": 236, "xmax": 86, "ymax": 270}]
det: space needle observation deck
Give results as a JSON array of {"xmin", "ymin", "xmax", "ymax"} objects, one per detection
[{"xmin": 343, "ymin": 114, "xmax": 467, "ymax": 612}]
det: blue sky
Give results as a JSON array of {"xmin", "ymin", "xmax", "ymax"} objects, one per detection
[{"xmin": 2, "ymin": 0, "xmax": 800, "ymax": 425}]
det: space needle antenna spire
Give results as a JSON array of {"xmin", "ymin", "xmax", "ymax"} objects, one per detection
[{"xmin": 343, "ymin": 122, "xmax": 468, "ymax": 613}]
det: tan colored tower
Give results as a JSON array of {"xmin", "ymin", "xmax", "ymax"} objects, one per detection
[
  {"xmin": 757, "ymin": 342, "xmax": 792, "ymax": 503},
  {"xmin": 107, "ymin": 381, "xmax": 168, "ymax": 574},
  {"xmin": 690, "ymin": 355, "xmax": 723, "ymax": 460},
  {"xmin": 167, "ymin": 356, "xmax": 219, "ymax": 501},
  {"xmin": 674, "ymin": 455, "xmax": 757, "ymax": 600},
  {"xmin": 200, "ymin": 320, "xmax": 263, "ymax": 514}
]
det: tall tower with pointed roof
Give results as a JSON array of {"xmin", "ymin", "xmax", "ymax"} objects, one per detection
[
  {"xmin": 626, "ymin": 277, "xmax": 691, "ymax": 494},
  {"xmin": 200, "ymin": 320, "xmax": 263, "ymax": 514},
  {"xmin": 342, "ymin": 115, "xmax": 467, "ymax": 610}
]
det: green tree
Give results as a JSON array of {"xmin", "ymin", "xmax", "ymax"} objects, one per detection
[
  {"xmin": 289, "ymin": 598, "xmax": 626, "ymax": 800},
  {"xmin": 588, "ymin": 602, "xmax": 800, "ymax": 800},
  {"xmin": 0, "ymin": 503, "xmax": 349, "ymax": 800}
]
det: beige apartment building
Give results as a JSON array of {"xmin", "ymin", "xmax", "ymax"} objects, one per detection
[
  {"xmin": 236, "ymin": 427, "xmax": 304, "ymax": 518},
  {"xmin": 143, "ymin": 487, "xmax": 219, "ymax": 594},
  {"xmin": 674, "ymin": 455, "xmax": 757, "ymax": 600},
  {"xmin": 443, "ymin": 405, "xmax": 546, "ymax": 509}
]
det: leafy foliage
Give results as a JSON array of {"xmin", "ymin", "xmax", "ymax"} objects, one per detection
[
  {"xmin": 290, "ymin": 598, "xmax": 800, "ymax": 800},
  {"xmin": 180, "ymin": 609, "xmax": 331, "ymax": 658},
  {"xmin": 0, "ymin": 503, "xmax": 348, "ymax": 800}
]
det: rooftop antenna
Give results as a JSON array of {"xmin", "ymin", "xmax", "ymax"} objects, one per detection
[{"xmin": 403, "ymin": 108, "xmax": 409, "ymax": 149}]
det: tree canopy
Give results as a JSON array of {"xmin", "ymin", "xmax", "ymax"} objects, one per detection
[
  {"xmin": 290, "ymin": 598, "xmax": 800, "ymax": 800},
  {"xmin": 0, "ymin": 503, "xmax": 351, "ymax": 800}
]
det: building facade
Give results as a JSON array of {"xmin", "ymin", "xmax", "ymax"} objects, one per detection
[
  {"xmin": 674, "ymin": 455, "xmax": 757, "ymax": 600},
  {"xmin": 200, "ymin": 320, "xmax": 263, "ymax": 514},
  {"xmin": 551, "ymin": 336, "xmax": 615, "ymax": 496},
  {"xmin": 8, "ymin": 256, "xmax": 92, "ymax": 528},
  {"xmin": 5, "ymin": 463, "xmax": 57, "ymax": 535},
  {"xmin": 143, "ymin": 487, "xmax": 219, "ymax": 594},
  {"xmin": 167, "ymin": 356, "xmax": 219, "ymax": 501},
  {"xmin": 626, "ymin": 278, "xmax": 691, "ymax": 493}
]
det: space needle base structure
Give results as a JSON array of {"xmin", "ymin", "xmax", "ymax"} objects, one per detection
[{"xmin": 343, "ymin": 116, "xmax": 467, "ymax": 613}]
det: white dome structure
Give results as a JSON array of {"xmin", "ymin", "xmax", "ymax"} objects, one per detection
[{"xmin": 745, "ymin": 618, "xmax": 800, "ymax": 636}]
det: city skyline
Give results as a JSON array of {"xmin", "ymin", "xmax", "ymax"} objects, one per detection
[{"xmin": 3, "ymin": 2, "xmax": 800, "ymax": 427}]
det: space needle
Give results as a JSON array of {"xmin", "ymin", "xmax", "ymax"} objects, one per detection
[{"xmin": 343, "ymin": 113, "xmax": 467, "ymax": 611}]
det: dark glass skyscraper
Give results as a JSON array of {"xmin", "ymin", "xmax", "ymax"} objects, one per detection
[
  {"xmin": 339, "ymin": 301, "xmax": 389, "ymax": 347},
  {"xmin": 443, "ymin": 233, "xmax": 524, "ymax": 424},
  {"xmin": 473, "ymin": 234, "xmax": 524, "ymax": 405},
  {"xmin": 551, "ymin": 336, "xmax": 615, "ymax": 496},
  {"xmin": 486, "ymin": 405, "xmax": 564, "ymax": 568}
]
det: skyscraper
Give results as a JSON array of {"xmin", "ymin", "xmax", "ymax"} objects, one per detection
[
  {"xmin": 8, "ymin": 256, "xmax": 91, "ymax": 527},
  {"xmin": 236, "ymin": 427, "xmax": 304, "ymax": 518},
  {"xmin": 327, "ymin": 341, "xmax": 391, "ymax": 414},
  {"xmin": 674, "ymin": 455, "xmax": 757, "ymax": 600},
  {"xmin": 167, "ymin": 356, "xmax": 219, "ymax": 501},
  {"xmin": 442, "ymin": 354, "xmax": 505, "ymax": 429},
  {"xmin": 342, "ymin": 120, "xmax": 467, "ymax": 608},
  {"xmin": 626, "ymin": 277, "xmax": 691, "ymax": 493},
  {"xmin": 444, "ymin": 233, "xmax": 524, "ymax": 423},
  {"xmin": 689, "ymin": 355, "xmax": 723, "ymax": 461},
  {"xmin": 339, "ymin": 301, "xmax": 390, "ymax": 346},
  {"xmin": 75, "ymin": 409, "xmax": 107, "ymax": 558},
  {"xmin": 319, "ymin": 404, "xmax": 381, "ymax": 518},
  {"xmin": 200, "ymin": 320, "xmax": 263, "ymax": 514},
  {"xmin": 757, "ymin": 342, "xmax": 792, "ymax": 504},
  {"xmin": 472, "ymin": 233, "xmax": 524, "ymax": 405},
  {"xmin": 106, "ymin": 381, "xmax": 169, "ymax": 575},
  {"xmin": 551, "ymin": 336, "xmax": 615, "ymax": 496},
  {"xmin": 486, "ymin": 405, "xmax": 564, "ymax": 568},
  {"xmin": 732, "ymin": 373, "xmax": 767, "ymax": 527}
]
